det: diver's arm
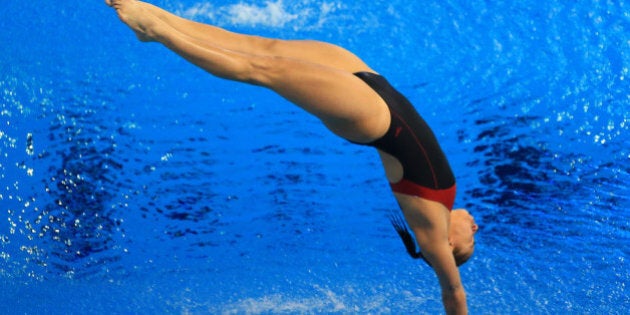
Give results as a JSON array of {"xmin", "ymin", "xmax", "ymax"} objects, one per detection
[
  {"xmin": 423, "ymin": 242, "xmax": 468, "ymax": 315},
  {"xmin": 395, "ymin": 194, "xmax": 468, "ymax": 315},
  {"xmin": 442, "ymin": 287, "xmax": 468, "ymax": 315},
  {"xmin": 423, "ymin": 239, "xmax": 468, "ymax": 314},
  {"xmin": 411, "ymin": 222, "xmax": 468, "ymax": 315}
]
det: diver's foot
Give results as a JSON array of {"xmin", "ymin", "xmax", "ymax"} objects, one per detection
[{"xmin": 108, "ymin": 0, "xmax": 158, "ymax": 42}]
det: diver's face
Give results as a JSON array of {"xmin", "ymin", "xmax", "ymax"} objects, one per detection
[{"xmin": 450, "ymin": 209, "xmax": 478, "ymax": 251}]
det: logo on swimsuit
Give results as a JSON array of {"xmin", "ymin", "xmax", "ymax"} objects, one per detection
[{"xmin": 395, "ymin": 126, "xmax": 403, "ymax": 138}]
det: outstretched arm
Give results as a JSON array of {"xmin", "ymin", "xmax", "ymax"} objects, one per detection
[
  {"xmin": 394, "ymin": 193, "xmax": 468, "ymax": 315},
  {"xmin": 422, "ymin": 237, "xmax": 468, "ymax": 315}
]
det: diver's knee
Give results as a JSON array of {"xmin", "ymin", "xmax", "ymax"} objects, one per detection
[{"xmin": 232, "ymin": 55, "xmax": 273, "ymax": 86}]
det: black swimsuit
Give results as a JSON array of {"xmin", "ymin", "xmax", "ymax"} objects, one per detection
[{"xmin": 353, "ymin": 72, "xmax": 456, "ymax": 209}]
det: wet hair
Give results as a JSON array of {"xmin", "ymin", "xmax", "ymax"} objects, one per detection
[{"xmin": 389, "ymin": 212, "xmax": 432, "ymax": 266}]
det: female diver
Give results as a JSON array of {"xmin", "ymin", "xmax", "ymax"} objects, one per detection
[{"xmin": 106, "ymin": 1, "xmax": 478, "ymax": 313}]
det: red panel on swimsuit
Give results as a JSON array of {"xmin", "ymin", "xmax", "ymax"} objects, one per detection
[{"xmin": 391, "ymin": 180, "xmax": 456, "ymax": 210}]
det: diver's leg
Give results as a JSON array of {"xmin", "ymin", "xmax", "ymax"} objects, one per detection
[
  {"xmin": 137, "ymin": 0, "xmax": 374, "ymax": 73},
  {"xmin": 107, "ymin": 0, "xmax": 389, "ymax": 142}
]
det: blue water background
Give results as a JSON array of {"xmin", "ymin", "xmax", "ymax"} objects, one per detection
[{"xmin": 1, "ymin": 0, "xmax": 629, "ymax": 313}]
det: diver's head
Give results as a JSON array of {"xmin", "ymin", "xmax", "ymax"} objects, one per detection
[{"xmin": 449, "ymin": 209, "xmax": 478, "ymax": 266}]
